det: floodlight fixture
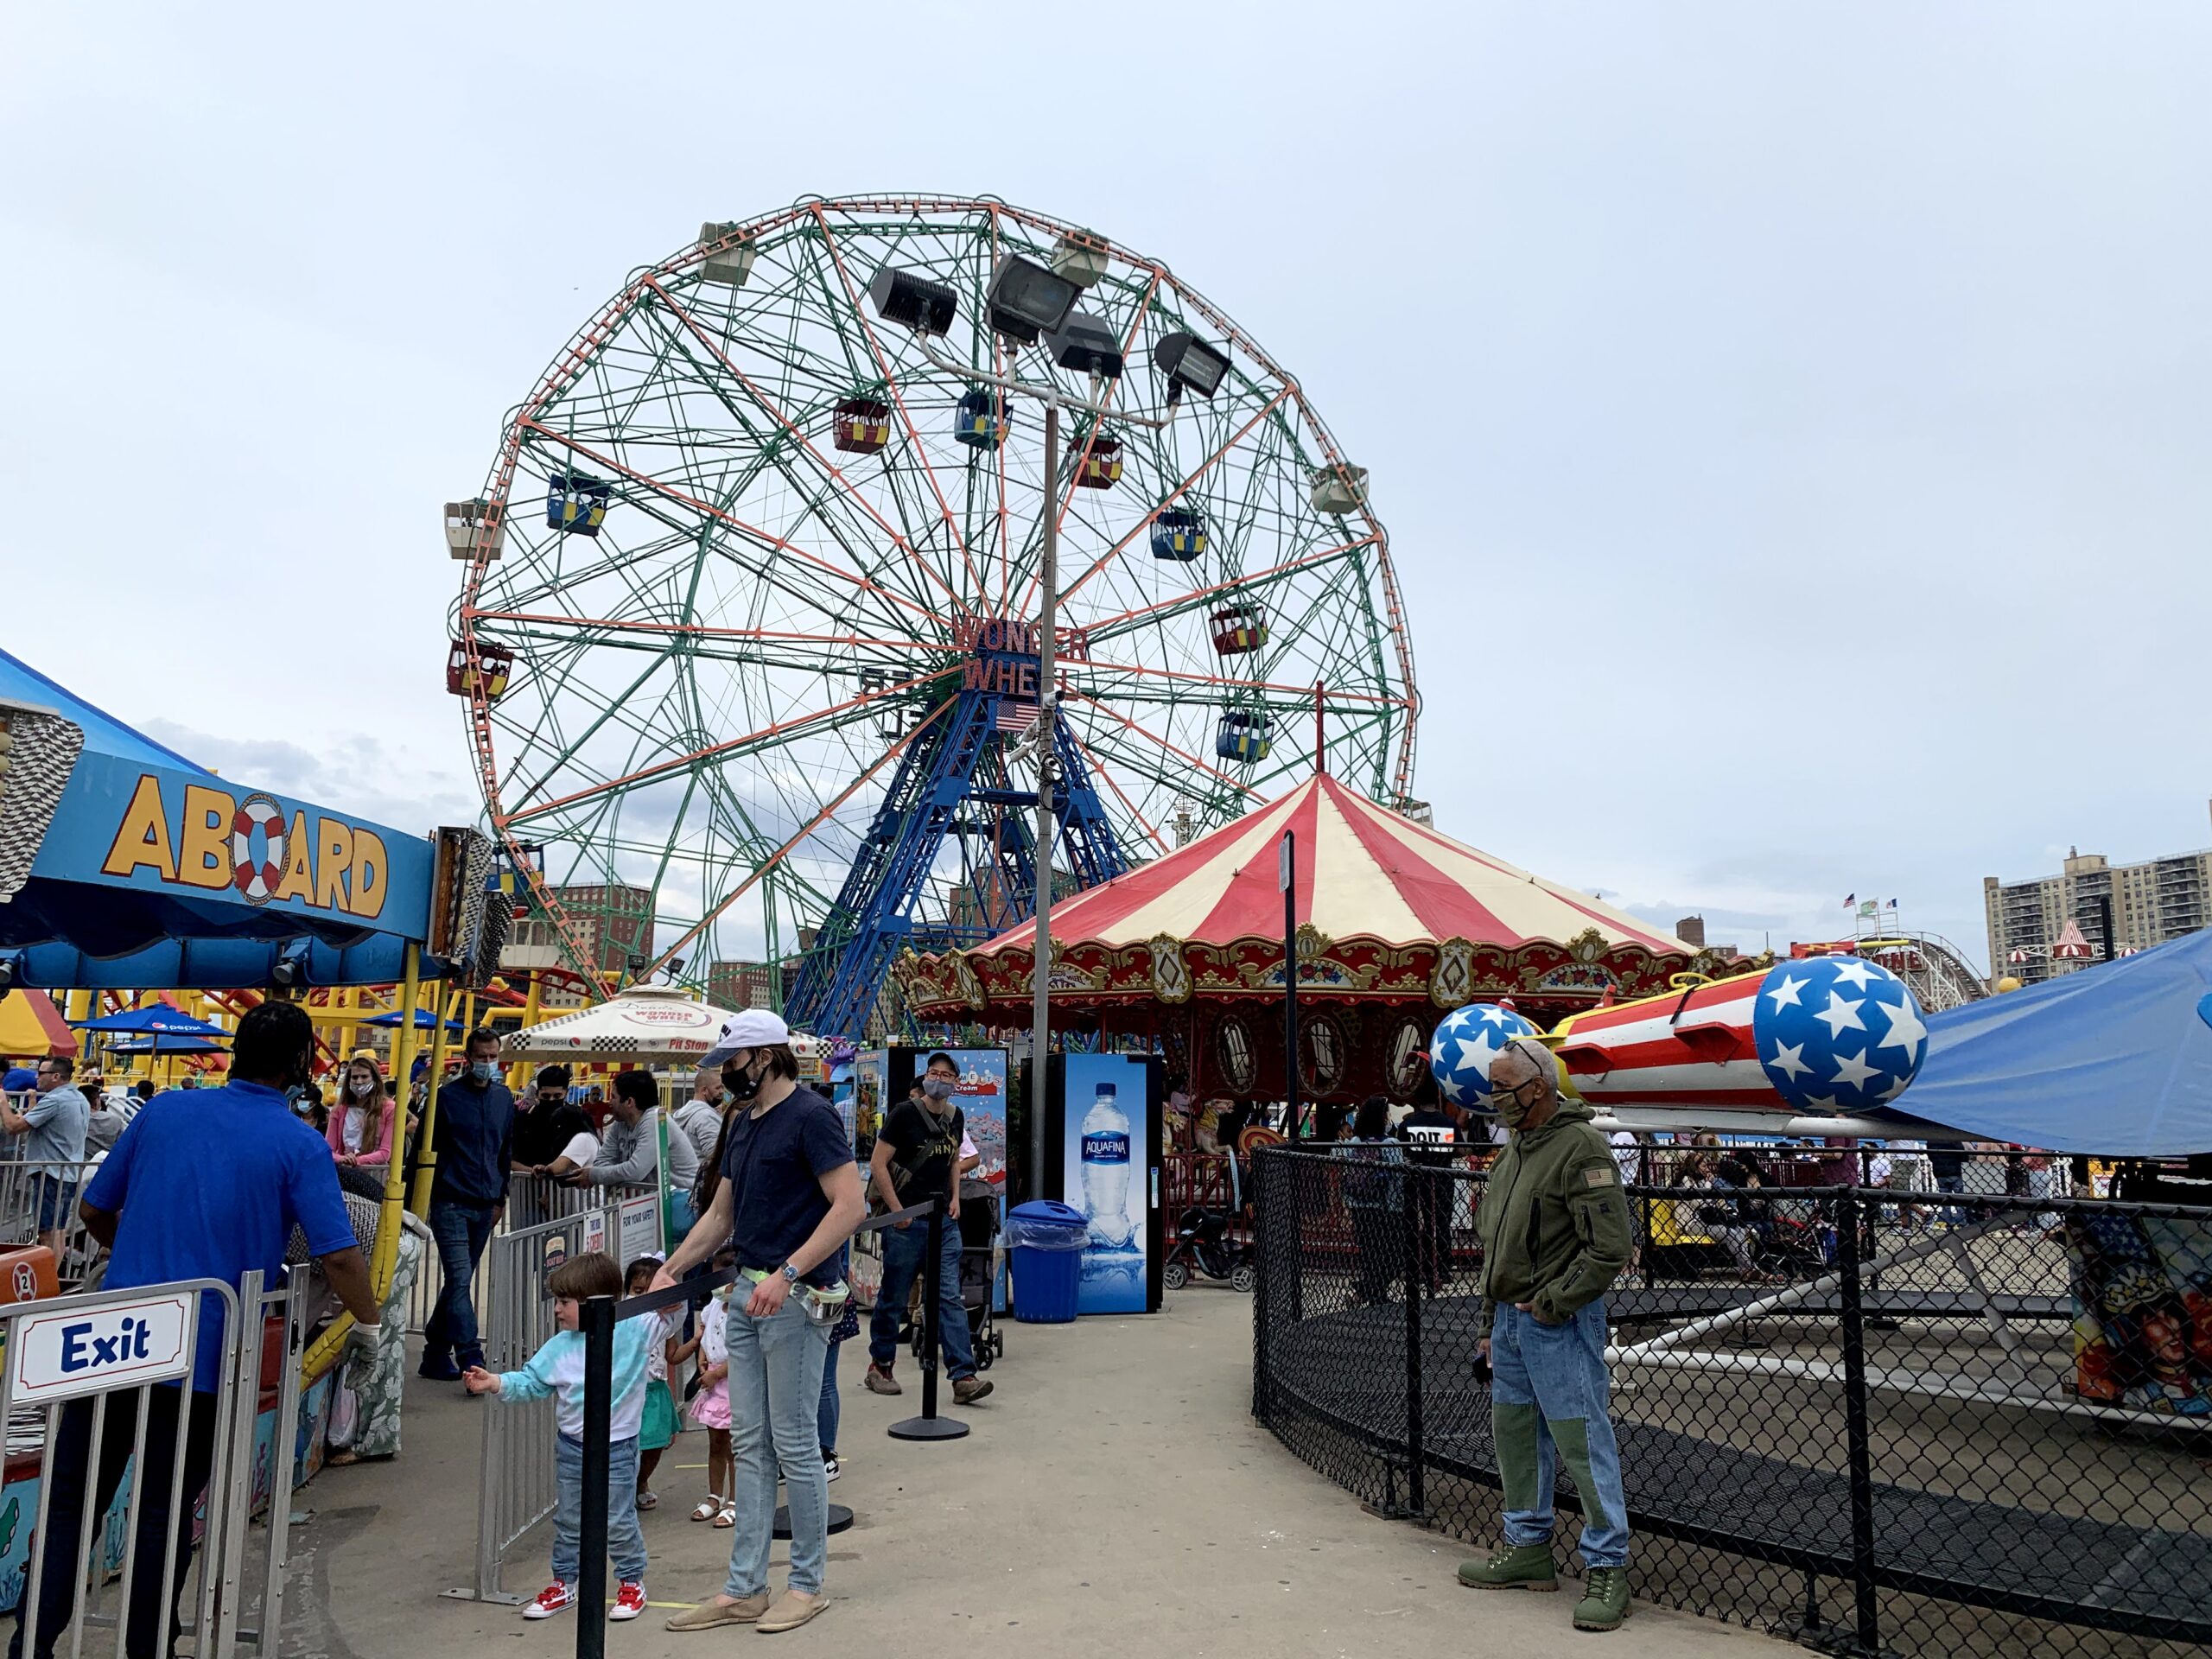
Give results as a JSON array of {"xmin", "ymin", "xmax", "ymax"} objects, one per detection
[
  {"xmin": 1155, "ymin": 332, "xmax": 1230, "ymax": 402},
  {"xmin": 1046, "ymin": 310, "xmax": 1125, "ymax": 379},
  {"xmin": 271, "ymin": 938, "xmax": 314, "ymax": 989},
  {"xmin": 985, "ymin": 255, "xmax": 1080, "ymax": 345},
  {"xmin": 868, "ymin": 267, "xmax": 957, "ymax": 336}
]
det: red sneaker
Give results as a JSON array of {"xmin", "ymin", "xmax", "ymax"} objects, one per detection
[
  {"xmin": 610, "ymin": 1581, "xmax": 647, "ymax": 1622},
  {"xmin": 523, "ymin": 1582, "xmax": 577, "ymax": 1620}
]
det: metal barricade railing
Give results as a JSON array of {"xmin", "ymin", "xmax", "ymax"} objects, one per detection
[
  {"xmin": 408, "ymin": 1174, "xmax": 639, "ymax": 1336},
  {"xmin": 0, "ymin": 1269, "xmax": 304, "ymax": 1659},
  {"xmin": 442, "ymin": 1193, "xmax": 630, "ymax": 1605},
  {"xmin": 0, "ymin": 1157, "xmax": 106, "ymax": 1287}
]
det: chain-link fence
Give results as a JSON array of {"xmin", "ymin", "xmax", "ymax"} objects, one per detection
[{"xmin": 1252, "ymin": 1144, "xmax": 2212, "ymax": 1659}]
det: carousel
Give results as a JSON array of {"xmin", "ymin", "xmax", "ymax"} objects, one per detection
[{"xmin": 899, "ymin": 773, "xmax": 1743, "ymax": 1104}]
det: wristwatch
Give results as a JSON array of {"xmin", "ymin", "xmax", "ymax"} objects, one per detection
[{"xmin": 780, "ymin": 1262, "xmax": 801, "ymax": 1287}]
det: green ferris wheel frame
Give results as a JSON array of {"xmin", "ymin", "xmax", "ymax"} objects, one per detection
[{"xmin": 450, "ymin": 194, "xmax": 1421, "ymax": 1001}]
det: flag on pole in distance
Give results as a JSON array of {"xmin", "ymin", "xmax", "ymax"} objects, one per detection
[
  {"xmin": 1843, "ymin": 893, "xmax": 1856, "ymax": 908},
  {"xmin": 1859, "ymin": 899, "xmax": 1878, "ymax": 918}
]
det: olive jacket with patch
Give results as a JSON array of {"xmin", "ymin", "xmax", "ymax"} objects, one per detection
[{"xmin": 1474, "ymin": 1096, "xmax": 1633, "ymax": 1325}]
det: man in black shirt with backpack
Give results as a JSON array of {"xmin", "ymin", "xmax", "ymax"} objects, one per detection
[{"xmin": 863, "ymin": 1051, "xmax": 994, "ymax": 1405}]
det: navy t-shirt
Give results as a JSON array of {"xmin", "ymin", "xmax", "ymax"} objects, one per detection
[
  {"xmin": 717, "ymin": 1084, "xmax": 854, "ymax": 1287},
  {"xmin": 83, "ymin": 1080, "xmax": 356, "ymax": 1392}
]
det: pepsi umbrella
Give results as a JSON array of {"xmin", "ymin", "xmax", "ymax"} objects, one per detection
[
  {"xmin": 0, "ymin": 645, "xmax": 464, "ymax": 989},
  {"xmin": 364, "ymin": 1009, "xmax": 467, "ymax": 1032},
  {"xmin": 105, "ymin": 1033, "xmax": 230, "ymax": 1056},
  {"xmin": 74, "ymin": 1005, "xmax": 230, "ymax": 1039}
]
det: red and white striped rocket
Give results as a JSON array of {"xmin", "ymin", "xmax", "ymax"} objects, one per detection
[{"xmin": 1548, "ymin": 956, "xmax": 1928, "ymax": 1115}]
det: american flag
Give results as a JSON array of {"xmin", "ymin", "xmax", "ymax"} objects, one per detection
[{"xmin": 994, "ymin": 699, "xmax": 1038, "ymax": 734}]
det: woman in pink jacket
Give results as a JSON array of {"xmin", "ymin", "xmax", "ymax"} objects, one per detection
[{"xmin": 327, "ymin": 1055, "xmax": 397, "ymax": 1168}]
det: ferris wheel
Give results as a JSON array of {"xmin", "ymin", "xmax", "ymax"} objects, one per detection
[{"xmin": 448, "ymin": 194, "xmax": 1419, "ymax": 1035}]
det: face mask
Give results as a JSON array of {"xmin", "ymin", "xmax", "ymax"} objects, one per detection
[
  {"xmin": 350, "ymin": 1078, "xmax": 375, "ymax": 1100},
  {"xmin": 922, "ymin": 1077, "xmax": 955, "ymax": 1103},
  {"xmin": 1494, "ymin": 1083, "xmax": 1533, "ymax": 1129},
  {"xmin": 285, "ymin": 1085, "xmax": 309, "ymax": 1113},
  {"xmin": 469, "ymin": 1061, "xmax": 497, "ymax": 1084},
  {"xmin": 722, "ymin": 1058, "xmax": 761, "ymax": 1103}
]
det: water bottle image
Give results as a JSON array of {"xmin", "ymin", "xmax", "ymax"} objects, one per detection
[{"xmin": 1079, "ymin": 1083, "xmax": 1135, "ymax": 1255}]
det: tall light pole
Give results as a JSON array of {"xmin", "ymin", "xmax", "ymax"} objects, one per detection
[
  {"xmin": 1031, "ymin": 397, "xmax": 1060, "ymax": 1192},
  {"xmin": 878, "ymin": 253, "xmax": 1229, "ymax": 1193}
]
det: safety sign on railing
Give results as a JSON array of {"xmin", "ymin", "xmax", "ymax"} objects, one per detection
[{"xmin": 9, "ymin": 1292, "xmax": 194, "ymax": 1404}]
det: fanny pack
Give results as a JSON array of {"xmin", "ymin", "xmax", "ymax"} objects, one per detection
[{"xmin": 737, "ymin": 1268, "xmax": 851, "ymax": 1324}]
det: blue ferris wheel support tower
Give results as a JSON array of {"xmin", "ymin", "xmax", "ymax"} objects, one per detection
[{"xmin": 785, "ymin": 641, "xmax": 1130, "ymax": 1041}]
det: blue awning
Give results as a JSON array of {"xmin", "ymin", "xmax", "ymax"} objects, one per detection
[
  {"xmin": 1896, "ymin": 930, "xmax": 2212, "ymax": 1157},
  {"xmin": 0, "ymin": 645, "xmax": 454, "ymax": 988}
]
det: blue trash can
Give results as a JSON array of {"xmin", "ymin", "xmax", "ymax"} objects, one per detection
[{"xmin": 1006, "ymin": 1199, "xmax": 1088, "ymax": 1323}]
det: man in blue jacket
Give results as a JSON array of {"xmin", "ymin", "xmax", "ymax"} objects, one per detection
[{"xmin": 420, "ymin": 1027, "xmax": 514, "ymax": 1381}]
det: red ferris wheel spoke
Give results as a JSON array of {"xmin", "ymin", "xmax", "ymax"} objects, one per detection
[
  {"xmin": 1042, "ymin": 384, "xmax": 1295, "ymax": 615},
  {"xmin": 1058, "ymin": 689, "xmax": 1264, "ymax": 803},
  {"xmin": 500, "ymin": 664, "xmax": 949, "ymax": 828},
  {"xmin": 807, "ymin": 205, "xmax": 988, "ymax": 606},
  {"xmin": 635, "ymin": 694, "xmax": 958, "ymax": 981},
  {"xmin": 516, "ymin": 417, "xmax": 947, "ymax": 631},
  {"xmin": 637, "ymin": 274, "xmax": 975, "ymax": 621},
  {"xmin": 465, "ymin": 608, "xmax": 940, "ymax": 658},
  {"xmin": 1080, "ymin": 532, "xmax": 1381, "ymax": 643},
  {"xmin": 1057, "ymin": 725, "xmax": 1172, "ymax": 857},
  {"xmin": 1077, "ymin": 654, "xmax": 1407, "ymax": 708}
]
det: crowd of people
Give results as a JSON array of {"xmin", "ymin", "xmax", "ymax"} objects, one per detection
[{"xmin": 0, "ymin": 1011, "xmax": 1019, "ymax": 1642}]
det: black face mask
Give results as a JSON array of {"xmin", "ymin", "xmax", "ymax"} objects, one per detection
[{"xmin": 722, "ymin": 1058, "xmax": 762, "ymax": 1103}]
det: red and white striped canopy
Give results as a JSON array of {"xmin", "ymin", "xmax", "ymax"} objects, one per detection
[{"xmin": 979, "ymin": 774, "xmax": 1688, "ymax": 957}]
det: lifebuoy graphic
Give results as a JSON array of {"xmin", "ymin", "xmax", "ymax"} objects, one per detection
[{"xmin": 231, "ymin": 793, "xmax": 286, "ymax": 904}]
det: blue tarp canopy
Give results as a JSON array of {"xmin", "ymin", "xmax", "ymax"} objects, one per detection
[
  {"xmin": 1898, "ymin": 930, "xmax": 2212, "ymax": 1157},
  {"xmin": 0, "ymin": 646, "xmax": 449, "ymax": 988}
]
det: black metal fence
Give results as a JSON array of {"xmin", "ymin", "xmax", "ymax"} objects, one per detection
[{"xmin": 1250, "ymin": 1145, "xmax": 2212, "ymax": 1659}]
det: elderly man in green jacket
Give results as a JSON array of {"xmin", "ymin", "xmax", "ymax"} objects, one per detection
[{"xmin": 1460, "ymin": 1037, "xmax": 1635, "ymax": 1632}]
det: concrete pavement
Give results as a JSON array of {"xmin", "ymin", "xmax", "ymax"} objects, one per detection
[{"xmin": 291, "ymin": 1290, "xmax": 1780, "ymax": 1658}]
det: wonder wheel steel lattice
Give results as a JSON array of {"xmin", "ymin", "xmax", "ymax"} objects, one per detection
[{"xmin": 449, "ymin": 194, "xmax": 1418, "ymax": 1033}]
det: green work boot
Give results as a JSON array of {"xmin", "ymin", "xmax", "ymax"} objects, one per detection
[
  {"xmin": 1573, "ymin": 1565, "xmax": 1631, "ymax": 1631},
  {"xmin": 1457, "ymin": 1541, "xmax": 1558, "ymax": 1592}
]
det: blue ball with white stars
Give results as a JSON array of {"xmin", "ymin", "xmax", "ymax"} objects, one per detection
[
  {"xmin": 1430, "ymin": 1002, "xmax": 1541, "ymax": 1113},
  {"xmin": 1752, "ymin": 956, "xmax": 1929, "ymax": 1113}
]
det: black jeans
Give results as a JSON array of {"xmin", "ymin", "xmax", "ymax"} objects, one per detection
[
  {"xmin": 10, "ymin": 1388, "xmax": 221, "ymax": 1659},
  {"xmin": 1348, "ymin": 1204, "xmax": 1402, "ymax": 1306}
]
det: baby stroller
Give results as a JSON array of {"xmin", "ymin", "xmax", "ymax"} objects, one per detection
[
  {"xmin": 910, "ymin": 1180, "xmax": 1005, "ymax": 1371},
  {"xmin": 1163, "ymin": 1206, "xmax": 1256, "ymax": 1293}
]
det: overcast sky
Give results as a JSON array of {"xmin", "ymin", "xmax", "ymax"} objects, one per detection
[{"xmin": 7, "ymin": 2, "xmax": 2208, "ymax": 974}]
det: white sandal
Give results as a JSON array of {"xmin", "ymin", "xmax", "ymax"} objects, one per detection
[
  {"xmin": 713, "ymin": 1499, "xmax": 736, "ymax": 1529},
  {"xmin": 690, "ymin": 1499, "xmax": 721, "ymax": 1522}
]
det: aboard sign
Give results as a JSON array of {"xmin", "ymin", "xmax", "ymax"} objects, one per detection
[{"xmin": 32, "ymin": 762, "xmax": 427, "ymax": 925}]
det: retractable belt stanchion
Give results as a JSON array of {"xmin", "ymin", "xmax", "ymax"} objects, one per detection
[{"xmin": 887, "ymin": 1199, "xmax": 969, "ymax": 1443}]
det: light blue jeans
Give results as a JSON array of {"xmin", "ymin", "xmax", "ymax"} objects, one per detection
[
  {"xmin": 724, "ymin": 1296, "xmax": 832, "ymax": 1597},
  {"xmin": 552, "ymin": 1433, "xmax": 647, "ymax": 1586},
  {"xmin": 1489, "ymin": 1300, "xmax": 1630, "ymax": 1569}
]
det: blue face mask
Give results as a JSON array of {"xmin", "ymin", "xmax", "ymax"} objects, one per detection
[
  {"xmin": 470, "ymin": 1061, "xmax": 497, "ymax": 1084},
  {"xmin": 285, "ymin": 1085, "xmax": 309, "ymax": 1114}
]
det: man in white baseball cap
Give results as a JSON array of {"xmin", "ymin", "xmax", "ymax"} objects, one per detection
[{"xmin": 655, "ymin": 1010, "xmax": 861, "ymax": 1636}]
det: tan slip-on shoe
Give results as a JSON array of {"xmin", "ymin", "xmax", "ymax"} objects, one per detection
[
  {"xmin": 756, "ymin": 1591, "xmax": 830, "ymax": 1634},
  {"xmin": 665, "ymin": 1592, "xmax": 772, "ymax": 1630}
]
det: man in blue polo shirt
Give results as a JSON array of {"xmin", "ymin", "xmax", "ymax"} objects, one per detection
[
  {"xmin": 11, "ymin": 1001, "xmax": 373, "ymax": 1659},
  {"xmin": 420, "ymin": 1027, "xmax": 514, "ymax": 1382}
]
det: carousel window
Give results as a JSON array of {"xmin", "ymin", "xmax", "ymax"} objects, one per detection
[
  {"xmin": 1215, "ymin": 1012, "xmax": 1257, "ymax": 1096},
  {"xmin": 1386, "ymin": 1014, "xmax": 1428, "ymax": 1096},
  {"xmin": 1300, "ymin": 1010, "xmax": 1347, "ymax": 1096}
]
